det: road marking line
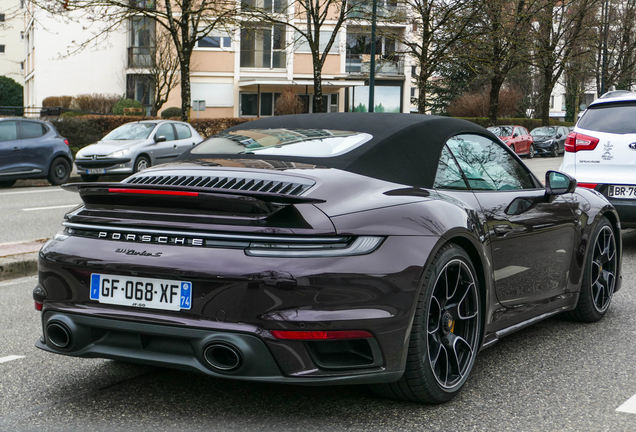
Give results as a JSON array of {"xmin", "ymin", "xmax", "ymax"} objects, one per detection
[
  {"xmin": 0, "ymin": 355, "xmax": 25, "ymax": 364},
  {"xmin": 0, "ymin": 188, "xmax": 65, "ymax": 196},
  {"xmin": 617, "ymin": 394, "xmax": 636, "ymax": 414},
  {"xmin": 22, "ymin": 204, "xmax": 79, "ymax": 212}
]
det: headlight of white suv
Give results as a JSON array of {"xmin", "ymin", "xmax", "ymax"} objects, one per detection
[{"xmin": 107, "ymin": 149, "xmax": 130, "ymax": 158}]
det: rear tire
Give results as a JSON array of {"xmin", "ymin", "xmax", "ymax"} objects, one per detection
[
  {"xmin": 567, "ymin": 217, "xmax": 617, "ymax": 322},
  {"xmin": 370, "ymin": 244, "xmax": 481, "ymax": 404},
  {"xmin": 80, "ymin": 174, "xmax": 99, "ymax": 182},
  {"xmin": 510, "ymin": 144, "xmax": 516, "ymax": 154},
  {"xmin": 48, "ymin": 157, "xmax": 71, "ymax": 185},
  {"xmin": 0, "ymin": 180, "xmax": 16, "ymax": 188},
  {"xmin": 527, "ymin": 144, "xmax": 534, "ymax": 159}
]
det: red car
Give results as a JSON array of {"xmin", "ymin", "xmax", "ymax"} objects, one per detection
[{"xmin": 487, "ymin": 125, "xmax": 534, "ymax": 158}]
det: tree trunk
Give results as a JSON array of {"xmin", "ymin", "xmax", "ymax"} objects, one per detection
[
  {"xmin": 540, "ymin": 70, "xmax": 552, "ymax": 126},
  {"xmin": 179, "ymin": 57, "xmax": 191, "ymax": 122},
  {"xmin": 313, "ymin": 58, "xmax": 324, "ymax": 113},
  {"xmin": 488, "ymin": 74, "xmax": 505, "ymax": 125}
]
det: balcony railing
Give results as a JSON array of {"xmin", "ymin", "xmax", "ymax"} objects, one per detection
[
  {"xmin": 349, "ymin": 2, "xmax": 408, "ymax": 20},
  {"xmin": 345, "ymin": 53, "xmax": 404, "ymax": 75},
  {"xmin": 129, "ymin": 0, "xmax": 155, "ymax": 10},
  {"xmin": 128, "ymin": 46, "xmax": 154, "ymax": 68}
]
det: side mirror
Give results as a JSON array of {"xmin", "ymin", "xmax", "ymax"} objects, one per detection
[
  {"xmin": 154, "ymin": 135, "xmax": 167, "ymax": 143},
  {"xmin": 545, "ymin": 170, "xmax": 576, "ymax": 195}
]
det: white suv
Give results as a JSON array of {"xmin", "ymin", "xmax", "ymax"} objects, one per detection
[{"xmin": 560, "ymin": 92, "xmax": 636, "ymax": 226}]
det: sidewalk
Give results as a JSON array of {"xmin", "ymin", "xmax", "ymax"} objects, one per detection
[{"xmin": 0, "ymin": 239, "xmax": 47, "ymax": 281}]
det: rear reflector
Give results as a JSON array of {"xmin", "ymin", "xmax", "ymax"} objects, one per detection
[
  {"xmin": 565, "ymin": 132, "xmax": 599, "ymax": 152},
  {"xmin": 34, "ymin": 301, "xmax": 43, "ymax": 311},
  {"xmin": 64, "ymin": 139, "xmax": 69, "ymax": 146},
  {"xmin": 108, "ymin": 188, "xmax": 199, "ymax": 197},
  {"xmin": 577, "ymin": 183, "xmax": 598, "ymax": 189},
  {"xmin": 270, "ymin": 330, "xmax": 373, "ymax": 340}
]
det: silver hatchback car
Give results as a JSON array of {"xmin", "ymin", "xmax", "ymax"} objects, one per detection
[{"xmin": 74, "ymin": 120, "xmax": 203, "ymax": 181}]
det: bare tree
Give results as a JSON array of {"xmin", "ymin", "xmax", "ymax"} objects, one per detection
[
  {"xmin": 594, "ymin": 0, "xmax": 636, "ymax": 94},
  {"xmin": 147, "ymin": 28, "xmax": 181, "ymax": 116},
  {"xmin": 531, "ymin": 0, "xmax": 599, "ymax": 125},
  {"xmin": 467, "ymin": 0, "xmax": 540, "ymax": 124},
  {"xmin": 30, "ymin": 0, "xmax": 239, "ymax": 121},
  {"xmin": 242, "ymin": 0, "xmax": 366, "ymax": 113},
  {"xmin": 404, "ymin": 0, "xmax": 483, "ymax": 114}
]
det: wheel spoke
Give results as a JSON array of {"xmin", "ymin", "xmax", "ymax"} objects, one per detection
[
  {"xmin": 456, "ymin": 280, "xmax": 478, "ymax": 320},
  {"xmin": 428, "ymin": 296, "xmax": 442, "ymax": 334}
]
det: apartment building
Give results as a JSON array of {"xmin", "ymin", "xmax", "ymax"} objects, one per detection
[
  {"xmin": 0, "ymin": 0, "xmax": 25, "ymax": 85},
  {"xmin": 23, "ymin": 0, "xmax": 413, "ymax": 118}
]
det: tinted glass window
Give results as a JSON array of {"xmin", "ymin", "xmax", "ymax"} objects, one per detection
[
  {"xmin": 174, "ymin": 124, "xmax": 192, "ymax": 140},
  {"xmin": 155, "ymin": 124, "xmax": 176, "ymax": 141},
  {"xmin": 488, "ymin": 126, "xmax": 513, "ymax": 137},
  {"xmin": 578, "ymin": 102, "xmax": 636, "ymax": 133},
  {"xmin": 192, "ymin": 129, "xmax": 373, "ymax": 157},
  {"xmin": 0, "ymin": 121, "xmax": 18, "ymax": 142},
  {"xmin": 531, "ymin": 127, "xmax": 558, "ymax": 137},
  {"xmin": 434, "ymin": 145, "xmax": 468, "ymax": 190},
  {"xmin": 20, "ymin": 121, "xmax": 46, "ymax": 139},
  {"xmin": 446, "ymin": 134, "xmax": 536, "ymax": 191}
]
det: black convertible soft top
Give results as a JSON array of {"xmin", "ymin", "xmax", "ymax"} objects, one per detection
[{"xmin": 179, "ymin": 113, "xmax": 499, "ymax": 188}]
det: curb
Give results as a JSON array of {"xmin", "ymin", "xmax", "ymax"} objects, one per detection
[{"xmin": 0, "ymin": 252, "xmax": 39, "ymax": 281}]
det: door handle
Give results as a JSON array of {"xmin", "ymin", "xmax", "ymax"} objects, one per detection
[
  {"xmin": 192, "ymin": 142, "xmax": 196, "ymax": 145},
  {"xmin": 13, "ymin": 147, "xmax": 20, "ymax": 151},
  {"xmin": 173, "ymin": 144, "xmax": 177, "ymax": 148},
  {"xmin": 494, "ymin": 225, "xmax": 513, "ymax": 237}
]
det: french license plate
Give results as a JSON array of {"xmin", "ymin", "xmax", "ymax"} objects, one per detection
[
  {"xmin": 90, "ymin": 273, "xmax": 192, "ymax": 311},
  {"xmin": 608, "ymin": 185, "xmax": 636, "ymax": 199},
  {"xmin": 87, "ymin": 168, "xmax": 105, "ymax": 174}
]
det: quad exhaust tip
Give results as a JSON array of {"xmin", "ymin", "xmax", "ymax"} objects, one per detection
[
  {"xmin": 46, "ymin": 322, "xmax": 72, "ymax": 349},
  {"xmin": 203, "ymin": 343, "xmax": 242, "ymax": 371}
]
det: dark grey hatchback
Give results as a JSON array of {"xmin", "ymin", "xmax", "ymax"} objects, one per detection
[{"xmin": 0, "ymin": 118, "xmax": 73, "ymax": 187}]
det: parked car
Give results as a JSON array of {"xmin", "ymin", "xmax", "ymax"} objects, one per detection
[
  {"xmin": 530, "ymin": 126, "xmax": 569, "ymax": 157},
  {"xmin": 0, "ymin": 118, "xmax": 72, "ymax": 187},
  {"xmin": 36, "ymin": 113, "xmax": 620, "ymax": 404},
  {"xmin": 74, "ymin": 120, "xmax": 203, "ymax": 181},
  {"xmin": 560, "ymin": 91, "xmax": 636, "ymax": 226},
  {"xmin": 487, "ymin": 125, "xmax": 534, "ymax": 157}
]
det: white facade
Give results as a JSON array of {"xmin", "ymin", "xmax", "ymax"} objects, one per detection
[
  {"xmin": 23, "ymin": 3, "xmax": 128, "ymax": 110},
  {"xmin": 0, "ymin": 0, "xmax": 25, "ymax": 85}
]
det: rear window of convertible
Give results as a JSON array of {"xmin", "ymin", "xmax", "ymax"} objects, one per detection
[
  {"xmin": 578, "ymin": 102, "xmax": 636, "ymax": 134},
  {"xmin": 191, "ymin": 129, "xmax": 373, "ymax": 157}
]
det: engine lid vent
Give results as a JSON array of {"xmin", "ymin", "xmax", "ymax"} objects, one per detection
[{"xmin": 125, "ymin": 173, "xmax": 314, "ymax": 196}]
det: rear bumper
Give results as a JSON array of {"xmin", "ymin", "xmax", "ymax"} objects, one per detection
[
  {"xmin": 35, "ymin": 234, "xmax": 437, "ymax": 383},
  {"xmin": 36, "ymin": 311, "xmax": 401, "ymax": 385}
]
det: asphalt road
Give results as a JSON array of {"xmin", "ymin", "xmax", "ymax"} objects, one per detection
[{"xmin": 5, "ymin": 154, "xmax": 636, "ymax": 431}]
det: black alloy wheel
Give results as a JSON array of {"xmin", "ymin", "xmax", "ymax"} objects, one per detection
[
  {"xmin": 370, "ymin": 244, "xmax": 481, "ymax": 403},
  {"xmin": 0, "ymin": 180, "xmax": 17, "ymax": 188},
  {"xmin": 80, "ymin": 174, "xmax": 100, "ymax": 182},
  {"xmin": 568, "ymin": 217, "xmax": 617, "ymax": 322},
  {"xmin": 134, "ymin": 156, "xmax": 150, "ymax": 173},
  {"xmin": 551, "ymin": 143, "xmax": 559, "ymax": 157},
  {"xmin": 528, "ymin": 144, "xmax": 534, "ymax": 159},
  {"xmin": 48, "ymin": 157, "xmax": 71, "ymax": 185}
]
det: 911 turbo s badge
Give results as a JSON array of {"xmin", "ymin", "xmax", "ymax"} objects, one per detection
[{"xmin": 115, "ymin": 248, "xmax": 162, "ymax": 257}]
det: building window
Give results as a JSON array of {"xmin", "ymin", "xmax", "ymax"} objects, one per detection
[
  {"xmin": 21, "ymin": 61, "xmax": 24, "ymax": 70},
  {"xmin": 240, "ymin": 25, "xmax": 286, "ymax": 68},
  {"xmin": 129, "ymin": 17, "xmax": 155, "ymax": 68},
  {"xmin": 298, "ymin": 93, "xmax": 338, "ymax": 113},
  {"xmin": 0, "ymin": 45, "xmax": 5, "ymax": 54},
  {"xmin": 197, "ymin": 35, "xmax": 232, "ymax": 49},
  {"xmin": 20, "ymin": 31, "xmax": 24, "ymax": 40},
  {"xmin": 126, "ymin": 74, "xmax": 154, "ymax": 115},
  {"xmin": 410, "ymin": 87, "xmax": 416, "ymax": 98},
  {"xmin": 411, "ymin": 65, "xmax": 417, "ymax": 76},
  {"xmin": 241, "ymin": 0, "xmax": 285, "ymax": 13},
  {"xmin": 345, "ymin": 32, "xmax": 401, "ymax": 74},
  {"xmin": 240, "ymin": 92, "xmax": 281, "ymax": 117},
  {"xmin": 550, "ymin": 95, "xmax": 554, "ymax": 109},
  {"xmin": 0, "ymin": 14, "xmax": 5, "ymax": 22}
]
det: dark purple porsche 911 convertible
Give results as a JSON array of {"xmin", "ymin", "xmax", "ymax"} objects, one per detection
[{"xmin": 34, "ymin": 113, "xmax": 621, "ymax": 404}]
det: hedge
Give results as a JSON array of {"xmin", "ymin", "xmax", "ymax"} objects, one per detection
[
  {"xmin": 47, "ymin": 115, "xmax": 253, "ymax": 155},
  {"xmin": 458, "ymin": 117, "xmax": 575, "ymax": 129}
]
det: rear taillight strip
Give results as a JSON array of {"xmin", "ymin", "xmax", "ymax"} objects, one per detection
[
  {"xmin": 565, "ymin": 132, "xmax": 600, "ymax": 152},
  {"xmin": 108, "ymin": 188, "xmax": 199, "ymax": 197}
]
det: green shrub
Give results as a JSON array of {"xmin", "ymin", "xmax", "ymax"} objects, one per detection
[
  {"xmin": 0, "ymin": 76, "xmax": 23, "ymax": 115},
  {"xmin": 112, "ymin": 98, "xmax": 143, "ymax": 115},
  {"xmin": 60, "ymin": 111, "xmax": 89, "ymax": 118},
  {"xmin": 161, "ymin": 107, "xmax": 182, "ymax": 118}
]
